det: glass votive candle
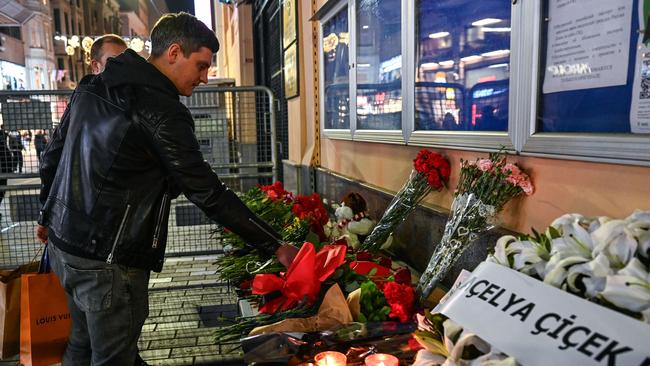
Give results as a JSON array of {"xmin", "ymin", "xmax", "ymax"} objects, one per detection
[
  {"xmin": 364, "ymin": 353, "xmax": 399, "ymax": 366},
  {"xmin": 314, "ymin": 351, "xmax": 347, "ymax": 366}
]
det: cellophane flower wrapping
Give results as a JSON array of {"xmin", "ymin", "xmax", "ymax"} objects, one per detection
[
  {"xmin": 416, "ymin": 152, "xmax": 534, "ymax": 304},
  {"xmin": 362, "ymin": 150, "xmax": 450, "ymax": 252}
]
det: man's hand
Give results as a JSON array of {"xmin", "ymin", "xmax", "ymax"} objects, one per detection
[
  {"xmin": 276, "ymin": 243, "xmax": 299, "ymax": 268},
  {"xmin": 35, "ymin": 224, "xmax": 48, "ymax": 244}
]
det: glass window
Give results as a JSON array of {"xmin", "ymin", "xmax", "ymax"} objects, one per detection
[
  {"xmin": 54, "ymin": 9, "xmax": 61, "ymax": 34},
  {"xmin": 356, "ymin": 0, "xmax": 402, "ymax": 130},
  {"xmin": 414, "ymin": 0, "xmax": 511, "ymax": 131},
  {"xmin": 323, "ymin": 7, "xmax": 350, "ymax": 129},
  {"xmin": 537, "ymin": 0, "xmax": 644, "ymax": 134}
]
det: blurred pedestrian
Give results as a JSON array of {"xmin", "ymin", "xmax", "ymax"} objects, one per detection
[
  {"xmin": 34, "ymin": 130, "xmax": 47, "ymax": 162},
  {"xmin": 8, "ymin": 131, "xmax": 24, "ymax": 173}
]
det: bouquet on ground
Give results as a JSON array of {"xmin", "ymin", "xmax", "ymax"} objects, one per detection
[
  {"xmin": 362, "ymin": 149, "xmax": 451, "ymax": 252},
  {"xmin": 488, "ymin": 210, "xmax": 650, "ymax": 323},
  {"xmin": 215, "ymin": 182, "xmax": 327, "ymax": 286},
  {"xmin": 416, "ymin": 151, "xmax": 534, "ymax": 304},
  {"xmin": 214, "ymin": 244, "xmax": 419, "ymax": 346},
  {"xmin": 412, "ymin": 210, "xmax": 650, "ymax": 365},
  {"xmin": 412, "ymin": 311, "xmax": 516, "ymax": 366}
]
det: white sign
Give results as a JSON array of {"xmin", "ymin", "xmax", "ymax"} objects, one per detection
[
  {"xmin": 543, "ymin": 0, "xmax": 632, "ymax": 93},
  {"xmin": 437, "ymin": 262, "xmax": 650, "ymax": 366},
  {"xmin": 630, "ymin": 1, "xmax": 650, "ymax": 133}
]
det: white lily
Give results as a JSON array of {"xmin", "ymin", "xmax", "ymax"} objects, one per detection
[
  {"xmin": 600, "ymin": 258, "xmax": 650, "ymax": 322},
  {"xmin": 591, "ymin": 220, "xmax": 637, "ymax": 269},
  {"xmin": 637, "ymin": 232, "xmax": 650, "ymax": 259},
  {"xmin": 543, "ymin": 254, "xmax": 589, "ymax": 288},
  {"xmin": 509, "ymin": 239, "xmax": 549, "ymax": 277},
  {"xmin": 550, "ymin": 214, "xmax": 596, "ymax": 247},
  {"xmin": 587, "ymin": 216, "xmax": 611, "ymax": 233},
  {"xmin": 412, "ymin": 349, "xmax": 447, "ymax": 366},
  {"xmin": 447, "ymin": 332, "xmax": 491, "ymax": 363},
  {"xmin": 566, "ymin": 253, "xmax": 612, "ymax": 298},
  {"xmin": 626, "ymin": 219, "xmax": 650, "ymax": 259},
  {"xmin": 625, "ymin": 209, "xmax": 650, "ymax": 223},
  {"xmin": 487, "ymin": 235, "xmax": 513, "ymax": 267},
  {"xmin": 547, "ymin": 236, "xmax": 591, "ymax": 263},
  {"xmin": 488, "ymin": 235, "xmax": 549, "ymax": 278}
]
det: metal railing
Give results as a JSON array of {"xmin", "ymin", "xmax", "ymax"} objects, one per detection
[{"xmin": 0, "ymin": 85, "xmax": 277, "ymax": 268}]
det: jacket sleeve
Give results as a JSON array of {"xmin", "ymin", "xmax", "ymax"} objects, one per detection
[
  {"xmin": 150, "ymin": 109, "xmax": 281, "ymax": 256},
  {"xmin": 39, "ymin": 95, "xmax": 74, "ymax": 208}
]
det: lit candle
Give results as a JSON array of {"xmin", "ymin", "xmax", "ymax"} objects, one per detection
[
  {"xmin": 364, "ymin": 353, "xmax": 399, "ymax": 366},
  {"xmin": 314, "ymin": 351, "xmax": 347, "ymax": 366}
]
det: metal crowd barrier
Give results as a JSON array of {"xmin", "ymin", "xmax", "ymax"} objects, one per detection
[{"xmin": 0, "ymin": 86, "xmax": 277, "ymax": 268}]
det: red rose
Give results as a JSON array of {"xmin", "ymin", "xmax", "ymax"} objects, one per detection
[
  {"xmin": 378, "ymin": 256, "xmax": 392, "ymax": 268},
  {"xmin": 394, "ymin": 267, "xmax": 411, "ymax": 285},
  {"xmin": 356, "ymin": 250, "xmax": 372, "ymax": 261},
  {"xmin": 238, "ymin": 279, "xmax": 251, "ymax": 290}
]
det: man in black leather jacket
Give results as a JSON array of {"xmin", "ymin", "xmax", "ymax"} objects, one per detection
[{"xmin": 36, "ymin": 13, "xmax": 298, "ymax": 366}]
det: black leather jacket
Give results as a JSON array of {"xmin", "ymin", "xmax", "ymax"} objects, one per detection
[{"xmin": 39, "ymin": 50, "xmax": 280, "ymax": 272}]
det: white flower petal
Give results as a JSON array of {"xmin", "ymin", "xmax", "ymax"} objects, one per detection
[
  {"xmin": 625, "ymin": 209, "xmax": 650, "ymax": 223},
  {"xmin": 448, "ymin": 332, "xmax": 490, "ymax": 362},
  {"xmin": 549, "ymin": 237, "xmax": 591, "ymax": 259},
  {"xmin": 566, "ymin": 253, "xmax": 611, "ymax": 297},
  {"xmin": 637, "ymin": 233, "xmax": 650, "ymax": 258},
  {"xmin": 600, "ymin": 274, "xmax": 650, "ymax": 313},
  {"xmin": 413, "ymin": 349, "xmax": 447, "ymax": 366},
  {"xmin": 489, "ymin": 235, "xmax": 518, "ymax": 267},
  {"xmin": 544, "ymin": 256, "xmax": 589, "ymax": 288},
  {"xmin": 618, "ymin": 258, "xmax": 650, "ymax": 281}
]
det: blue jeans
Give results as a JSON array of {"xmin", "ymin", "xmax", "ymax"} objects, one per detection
[{"xmin": 48, "ymin": 244, "xmax": 150, "ymax": 366}]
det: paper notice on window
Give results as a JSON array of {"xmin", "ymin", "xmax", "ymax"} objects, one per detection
[
  {"xmin": 630, "ymin": 1, "xmax": 650, "ymax": 133},
  {"xmin": 543, "ymin": 0, "xmax": 632, "ymax": 94}
]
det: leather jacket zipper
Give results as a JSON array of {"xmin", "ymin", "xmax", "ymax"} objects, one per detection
[
  {"xmin": 152, "ymin": 193, "xmax": 170, "ymax": 249},
  {"xmin": 107, "ymin": 204, "xmax": 131, "ymax": 264}
]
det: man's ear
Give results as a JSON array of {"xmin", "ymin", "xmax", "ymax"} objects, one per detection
[
  {"xmin": 90, "ymin": 60, "xmax": 100, "ymax": 74},
  {"xmin": 167, "ymin": 43, "xmax": 183, "ymax": 64}
]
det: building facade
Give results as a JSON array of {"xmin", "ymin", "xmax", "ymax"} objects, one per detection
[
  {"xmin": 51, "ymin": 0, "xmax": 122, "ymax": 89},
  {"xmin": 213, "ymin": 0, "xmax": 650, "ymax": 276},
  {"xmin": 0, "ymin": 0, "xmax": 56, "ymax": 90},
  {"xmin": 118, "ymin": 0, "xmax": 148, "ymax": 37}
]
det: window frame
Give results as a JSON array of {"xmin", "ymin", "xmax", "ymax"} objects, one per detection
[
  {"xmin": 512, "ymin": 0, "xmax": 650, "ymax": 166},
  {"xmin": 317, "ymin": 0, "xmax": 650, "ymax": 166},
  {"xmin": 319, "ymin": 0, "xmax": 353, "ymax": 141}
]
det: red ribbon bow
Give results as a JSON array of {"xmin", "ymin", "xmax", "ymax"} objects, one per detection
[{"xmin": 252, "ymin": 242, "xmax": 347, "ymax": 314}]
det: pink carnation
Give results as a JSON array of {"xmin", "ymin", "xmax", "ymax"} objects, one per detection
[
  {"xmin": 502, "ymin": 163, "xmax": 521, "ymax": 176},
  {"xmin": 519, "ymin": 179, "xmax": 534, "ymax": 195},
  {"xmin": 477, "ymin": 159, "xmax": 494, "ymax": 172}
]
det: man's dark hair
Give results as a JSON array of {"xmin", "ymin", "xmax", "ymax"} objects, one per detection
[
  {"xmin": 150, "ymin": 12, "xmax": 219, "ymax": 58},
  {"xmin": 90, "ymin": 34, "xmax": 128, "ymax": 62}
]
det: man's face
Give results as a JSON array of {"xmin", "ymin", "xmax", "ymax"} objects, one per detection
[
  {"xmin": 168, "ymin": 46, "xmax": 212, "ymax": 96},
  {"xmin": 91, "ymin": 42, "xmax": 128, "ymax": 74}
]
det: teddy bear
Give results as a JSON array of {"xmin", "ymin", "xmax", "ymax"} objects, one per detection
[{"xmin": 325, "ymin": 192, "xmax": 375, "ymax": 249}]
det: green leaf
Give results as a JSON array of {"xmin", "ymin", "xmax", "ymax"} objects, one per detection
[
  {"xmin": 305, "ymin": 231, "xmax": 320, "ymax": 245},
  {"xmin": 547, "ymin": 226, "xmax": 561, "ymax": 239}
]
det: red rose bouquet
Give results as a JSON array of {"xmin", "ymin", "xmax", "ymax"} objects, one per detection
[{"xmin": 362, "ymin": 149, "xmax": 450, "ymax": 252}]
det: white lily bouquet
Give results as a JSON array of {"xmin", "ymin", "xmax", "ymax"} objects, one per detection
[
  {"xmin": 416, "ymin": 152, "xmax": 534, "ymax": 304},
  {"xmin": 487, "ymin": 210, "xmax": 650, "ymax": 323},
  {"xmin": 412, "ymin": 312, "xmax": 517, "ymax": 366}
]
